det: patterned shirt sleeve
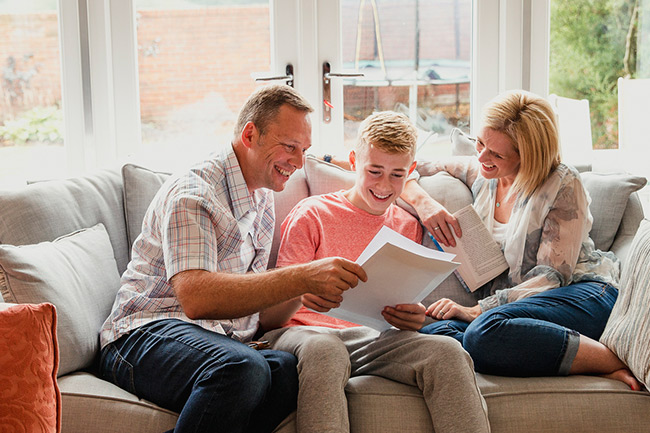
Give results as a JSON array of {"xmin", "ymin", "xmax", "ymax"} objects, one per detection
[{"xmin": 161, "ymin": 189, "xmax": 222, "ymax": 280}]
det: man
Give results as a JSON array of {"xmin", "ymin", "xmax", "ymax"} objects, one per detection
[{"xmin": 99, "ymin": 84, "xmax": 367, "ymax": 433}]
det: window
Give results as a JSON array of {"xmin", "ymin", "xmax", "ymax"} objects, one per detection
[
  {"xmin": 133, "ymin": 0, "xmax": 271, "ymax": 171},
  {"xmin": 339, "ymin": 0, "xmax": 471, "ymax": 161},
  {"xmin": 0, "ymin": 0, "xmax": 64, "ymax": 187},
  {"xmin": 549, "ymin": 0, "xmax": 644, "ymax": 150}
]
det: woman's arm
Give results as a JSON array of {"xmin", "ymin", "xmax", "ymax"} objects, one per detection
[{"xmin": 400, "ymin": 157, "xmax": 479, "ymax": 247}]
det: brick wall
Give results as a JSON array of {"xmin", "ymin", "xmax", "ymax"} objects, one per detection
[{"xmin": 0, "ymin": 2, "xmax": 469, "ymax": 125}]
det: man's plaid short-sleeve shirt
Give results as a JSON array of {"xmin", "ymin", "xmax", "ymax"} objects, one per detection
[{"xmin": 100, "ymin": 146, "xmax": 275, "ymax": 347}]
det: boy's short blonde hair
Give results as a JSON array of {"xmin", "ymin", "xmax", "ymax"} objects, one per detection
[{"xmin": 356, "ymin": 111, "xmax": 418, "ymax": 158}]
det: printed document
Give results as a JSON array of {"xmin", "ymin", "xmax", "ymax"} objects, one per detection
[{"xmin": 324, "ymin": 226, "xmax": 459, "ymax": 331}]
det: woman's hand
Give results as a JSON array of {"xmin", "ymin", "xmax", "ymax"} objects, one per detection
[
  {"xmin": 418, "ymin": 198, "xmax": 462, "ymax": 248},
  {"xmin": 426, "ymin": 298, "xmax": 482, "ymax": 323},
  {"xmin": 382, "ymin": 303, "xmax": 426, "ymax": 331},
  {"xmin": 402, "ymin": 180, "xmax": 462, "ymax": 247}
]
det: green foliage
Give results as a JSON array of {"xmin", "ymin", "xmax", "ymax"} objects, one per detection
[
  {"xmin": 0, "ymin": 106, "xmax": 63, "ymax": 146},
  {"xmin": 550, "ymin": 0, "xmax": 637, "ymax": 149}
]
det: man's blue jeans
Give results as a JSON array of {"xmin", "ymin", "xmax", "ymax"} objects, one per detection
[
  {"xmin": 420, "ymin": 281, "xmax": 618, "ymax": 376},
  {"xmin": 99, "ymin": 319, "xmax": 298, "ymax": 433}
]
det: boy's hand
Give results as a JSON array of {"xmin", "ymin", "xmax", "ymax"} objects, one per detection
[{"xmin": 381, "ymin": 303, "xmax": 426, "ymax": 331}]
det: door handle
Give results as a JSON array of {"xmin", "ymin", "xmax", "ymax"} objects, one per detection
[
  {"xmin": 322, "ymin": 61, "xmax": 363, "ymax": 123},
  {"xmin": 252, "ymin": 64, "xmax": 294, "ymax": 87}
]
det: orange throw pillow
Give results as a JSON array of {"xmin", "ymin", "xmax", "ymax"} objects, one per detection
[{"xmin": 0, "ymin": 303, "xmax": 61, "ymax": 433}]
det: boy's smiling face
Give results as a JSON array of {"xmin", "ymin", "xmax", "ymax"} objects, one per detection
[{"xmin": 345, "ymin": 144, "xmax": 416, "ymax": 216}]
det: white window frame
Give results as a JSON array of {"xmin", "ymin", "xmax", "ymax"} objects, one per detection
[
  {"xmin": 57, "ymin": 0, "xmax": 550, "ymax": 174},
  {"xmin": 59, "ymin": 0, "xmax": 140, "ymax": 176}
]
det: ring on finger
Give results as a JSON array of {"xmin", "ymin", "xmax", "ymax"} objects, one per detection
[{"xmin": 433, "ymin": 226, "xmax": 441, "ymax": 231}]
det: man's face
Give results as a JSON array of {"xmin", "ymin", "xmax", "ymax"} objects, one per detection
[
  {"xmin": 346, "ymin": 144, "xmax": 416, "ymax": 215},
  {"xmin": 248, "ymin": 105, "xmax": 312, "ymax": 192}
]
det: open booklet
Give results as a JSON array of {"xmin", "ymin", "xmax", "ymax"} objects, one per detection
[
  {"xmin": 323, "ymin": 226, "xmax": 459, "ymax": 331},
  {"xmin": 427, "ymin": 205, "xmax": 508, "ymax": 292}
]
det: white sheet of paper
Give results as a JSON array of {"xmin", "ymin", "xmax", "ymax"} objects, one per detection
[{"xmin": 325, "ymin": 226, "xmax": 459, "ymax": 331}]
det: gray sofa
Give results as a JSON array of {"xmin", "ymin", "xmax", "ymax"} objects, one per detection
[{"xmin": 0, "ymin": 154, "xmax": 649, "ymax": 432}]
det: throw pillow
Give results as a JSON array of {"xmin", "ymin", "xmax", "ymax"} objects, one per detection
[
  {"xmin": 303, "ymin": 154, "xmax": 356, "ymax": 196},
  {"xmin": 580, "ymin": 172, "xmax": 647, "ymax": 251},
  {"xmin": 0, "ymin": 224, "xmax": 121, "ymax": 376},
  {"xmin": 600, "ymin": 219, "xmax": 650, "ymax": 388},
  {"xmin": 122, "ymin": 163, "xmax": 171, "ymax": 250},
  {"xmin": 0, "ymin": 302, "xmax": 61, "ymax": 433},
  {"xmin": 450, "ymin": 127, "xmax": 478, "ymax": 157}
]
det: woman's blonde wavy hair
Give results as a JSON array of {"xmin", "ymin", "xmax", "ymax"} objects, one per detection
[{"xmin": 481, "ymin": 90, "xmax": 561, "ymax": 199}]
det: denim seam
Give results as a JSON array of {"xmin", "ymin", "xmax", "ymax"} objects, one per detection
[{"xmin": 107, "ymin": 343, "xmax": 137, "ymax": 394}]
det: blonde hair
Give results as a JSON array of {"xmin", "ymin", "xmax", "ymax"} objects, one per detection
[
  {"xmin": 356, "ymin": 111, "xmax": 418, "ymax": 158},
  {"xmin": 481, "ymin": 90, "xmax": 560, "ymax": 198},
  {"xmin": 234, "ymin": 84, "xmax": 313, "ymax": 138}
]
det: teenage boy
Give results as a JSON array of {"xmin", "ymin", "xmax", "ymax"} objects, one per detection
[{"xmin": 262, "ymin": 112, "xmax": 490, "ymax": 433}]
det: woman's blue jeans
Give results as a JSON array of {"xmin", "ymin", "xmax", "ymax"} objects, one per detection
[
  {"xmin": 99, "ymin": 319, "xmax": 298, "ymax": 433},
  {"xmin": 420, "ymin": 281, "xmax": 618, "ymax": 377}
]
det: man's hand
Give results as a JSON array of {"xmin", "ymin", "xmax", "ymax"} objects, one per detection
[
  {"xmin": 299, "ymin": 257, "xmax": 367, "ymax": 312},
  {"xmin": 382, "ymin": 303, "xmax": 426, "ymax": 331},
  {"xmin": 426, "ymin": 298, "xmax": 481, "ymax": 323},
  {"xmin": 301, "ymin": 293, "xmax": 341, "ymax": 312}
]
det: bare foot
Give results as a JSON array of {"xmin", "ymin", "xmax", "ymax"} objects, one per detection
[{"xmin": 601, "ymin": 368, "xmax": 643, "ymax": 391}]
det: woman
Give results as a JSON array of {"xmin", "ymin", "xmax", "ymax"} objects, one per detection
[{"xmin": 402, "ymin": 90, "xmax": 641, "ymax": 390}]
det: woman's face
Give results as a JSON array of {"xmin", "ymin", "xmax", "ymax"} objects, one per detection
[{"xmin": 476, "ymin": 127, "xmax": 521, "ymax": 183}]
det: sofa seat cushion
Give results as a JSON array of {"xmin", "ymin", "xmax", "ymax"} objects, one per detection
[
  {"xmin": 0, "ymin": 224, "xmax": 121, "ymax": 376},
  {"xmin": 58, "ymin": 372, "xmax": 177, "ymax": 433},
  {"xmin": 342, "ymin": 374, "xmax": 650, "ymax": 433},
  {"xmin": 478, "ymin": 374, "xmax": 650, "ymax": 432}
]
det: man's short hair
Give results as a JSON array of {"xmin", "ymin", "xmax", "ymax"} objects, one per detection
[
  {"xmin": 234, "ymin": 84, "xmax": 314, "ymax": 138},
  {"xmin": 356, "ymin": 111, "xmax": 418, "ymax": 158}
]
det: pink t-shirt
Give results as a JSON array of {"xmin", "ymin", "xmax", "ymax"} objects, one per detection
[{"xmin": 277, "ymin": 190, "xmax": 423, "ymax": 328}]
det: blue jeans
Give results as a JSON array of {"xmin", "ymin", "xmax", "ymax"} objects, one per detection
[
  {"xmin": 420, "ymin": 281, "xmax": 618, "ymax": 377},
  {"xmin": 99, "ymin": 319, "xmax": 298, "ymax": 433}
]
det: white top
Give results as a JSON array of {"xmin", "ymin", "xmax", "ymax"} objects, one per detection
[{"xmin": 491, "ymin": 218, "xmax": 507, "ymax": 245}]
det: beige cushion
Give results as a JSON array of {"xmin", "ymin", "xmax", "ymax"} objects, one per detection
[
  {"xmin": 342, "ymin": 374, "xmax": 650, "ymax": 433},
  {"xmin": 58, "ymin": 372, "xmax": 177, "ymax": 433},
  {"xmin": 580, "ymin": 172, "xmax": 646, "ymax": 251},
  {"xmin": 600, "ymin": 219, "xmax": 650, "ymax": 388},
  {"xmin": 0, "ymin": 224, "xmax": 121, "ymax": 376},
  {"xmin": 121, "ymin": 164, "xmax": 171, "ymax": 251}
]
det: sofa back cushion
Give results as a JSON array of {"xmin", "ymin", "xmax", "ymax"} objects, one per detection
[
  {"xmin": 580, "ymin": 172, "xmax": 646, "ymax": 252},
  {"xmin": 122, "ymin": 164, "xmax": 171, "ymax": 253},
  {"xmin": 0, "ymin": 170, "xmax": 129, "ymax": 275}
]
